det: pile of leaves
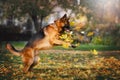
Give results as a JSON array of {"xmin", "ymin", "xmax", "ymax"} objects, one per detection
[{"xmin": 0, "ymin": 50, "xmax": 120, "ymax": 80}]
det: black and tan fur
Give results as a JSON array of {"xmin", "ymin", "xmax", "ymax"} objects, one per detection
[{"xmin": 6, "ymin": 14, "xmax": 71, "ymax": 73}]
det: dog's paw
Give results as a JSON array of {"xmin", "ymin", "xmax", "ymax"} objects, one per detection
[{"xmin": 71, "ymin": 44, "xmax": 76, "ymax": 48}]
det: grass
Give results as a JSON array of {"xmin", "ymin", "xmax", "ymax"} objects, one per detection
[
  {"xmin": 4, "ymin": 41, "xmax": 120, "ymax": 51},
  {"xmin": 54, "ymin": 44, "xmax": 120, "ymax": 51},
  {"xmin": 74, "ymin": 44, "xmax": 120, "ymax": 51},
  {"xmin": 0, "ymin": 50, "xmax": 120, "ymax": 80},
  {"xmin": 0, "ymin": 42, "xmax": 120, "ymax": 79}
]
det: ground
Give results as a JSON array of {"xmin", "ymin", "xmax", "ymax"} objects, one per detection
[{"xmin": 0, "ymin": 50, "xmax": 120, "ymax": 80}]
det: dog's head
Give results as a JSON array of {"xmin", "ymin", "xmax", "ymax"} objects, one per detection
[{"xmin": 54, "ymin": 14, "xmax": 71, "ymax": 32}]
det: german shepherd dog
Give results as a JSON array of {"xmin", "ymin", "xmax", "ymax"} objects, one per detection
[{"xmin": 6, "ymin": 14, "xmax": 71, "ymax": 73}]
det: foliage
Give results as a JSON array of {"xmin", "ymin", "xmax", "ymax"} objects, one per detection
[
  {"xmin": 69, "ymin": 0, "xmax": 120, "ymax": 46},
  {"xmin": 91, "ymin": 36, "xmax": 102, "ymax": 45},
  {"xmin": 1, "ymin": 0, "xmax": 53, "ymax": 17},
  {"xmin": 1, "ymin": 0, "xmax": 120, "ymax": 46},
  {"xmin": 90, "ymin": 49, "xmax": 98, "ymax": 55},
  {"xmin": 87, "ymin": 31, "xmax": 94, "ymax": 37},
  {"xmin": 91, "ymin": 36, "xmax": 114, "ymax": 46},
  {"xmin": 60, "ymin": 31, "xmax": 73, "ymax": 43},
  {"xmin": 102, "ymin": 36, "xmax": 114, "ymax": 45},
  {"xmin": 59, "ymin": 31, "xmax": 74, "ymax": 48},
  {"xmin": 0, "ymin": 0, "xmax": 78, "ymax": 31},
  {"xmin": 0, "ymin": 50, "xmax": 120, "ymax": 80}
]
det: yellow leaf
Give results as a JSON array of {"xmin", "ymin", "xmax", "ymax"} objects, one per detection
[
  {"xmin": 70, "ymin": 21, "xmax": 75, "ymax": 26},
  {"xmin": 74, "ymin": 65, "xmax": 79, "ymax": 68},
  {"xmin": 19, "ymin": 65, "xmax": 23, "ymax": 68},
  {"xmin": 74, "ymin": 58, "xmax": 79, "ymax": 62},
  {"xmin": 87, "ymin": 32, "xmax": 94, "ymax": 36},
  {"xmin": 93, "ymin": 49, "xmax": 98, "ymax": 55},
  {"xmin": 62, "ymin": 43, "xmax": 69, "ymax": 48}
]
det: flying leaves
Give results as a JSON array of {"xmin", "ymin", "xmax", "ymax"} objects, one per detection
[{"xmin": 60, "ymin": 31, "xmax": 74, "ymax": 48}]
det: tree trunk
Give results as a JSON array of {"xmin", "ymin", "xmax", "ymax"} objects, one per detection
[
  {"xmin": 30, "ymin": 14, "xmax": 39, "ymax": 32},
  {"xmin": 39, "ymin": 15, "xmax": 44, "ymax": 30},
  {"xmin": 0, "ymin": 42, "xmax": 1, "ymax": 52},
  {"xmin": 30, "ymin": 14, "xmax": 44, "ymax": 32},
  {"xmin": 0, "ymin": 41, "xmax": 3, "ymax": 53}
]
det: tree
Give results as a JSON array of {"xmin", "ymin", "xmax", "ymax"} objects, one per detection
[{"xmin": 0, "ymin": 0, "xmax": 79, "ymax": 32}]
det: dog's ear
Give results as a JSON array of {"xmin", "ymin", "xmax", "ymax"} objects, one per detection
[
  {"xmin": 61, "ymin": 14, "xmax": 67, "ymax": 21},
  {"xmin": 62, "ymin": 14, "xmax": 67, "ymax": 18}
]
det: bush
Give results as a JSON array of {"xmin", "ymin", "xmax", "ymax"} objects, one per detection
[
  {"xmin": 102, "ymin": 36, "xmax": 114, "ymax": 45},
  {"xmin": 91, "ymin": 36, "xmax": 102, "ymax": 45},
  {"xmin": 91, "ymin": 36, "xmax": 114, "ymax": 45}
]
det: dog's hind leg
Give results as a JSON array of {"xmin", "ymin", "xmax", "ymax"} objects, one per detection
[
  {"xmin": 23, "ymin": 58, "xmax": 34, "ymax": 73},
  {"xmin": 28, "ymin": 50, "xmax": 40, "ymax": 71},
  {"xmin": 28, "ymin": 55, "xmax": 40, "ymax": 71}
]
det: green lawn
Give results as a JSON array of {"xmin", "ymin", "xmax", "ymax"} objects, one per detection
[
  {"xmin": 53, "ymin": 44, "xmax": 120, "ymax": 51},
  {"xmin": 0, "ymin": 42, "xmax": 120, "ymax": 79},
  {"xmin": 0, "ymin": 42, "xmax": 120, "ymax": 80},
  {"xmin": 5, "ymin": 41, "xmax": 120, "ymax": 51},
  {"xmin": 0, "ymin": 49, "xmax": 120, "ymax": 80}
]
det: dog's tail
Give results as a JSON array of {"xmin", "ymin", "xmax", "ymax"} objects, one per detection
[{"xmin": 6, "ymin": 43, "xmax": 22, "ymax": 56}]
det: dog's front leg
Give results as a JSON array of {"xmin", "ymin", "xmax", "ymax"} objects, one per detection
[{"xmin": 53, "ymin": 39, "xmax": 71, "ymax": 46}]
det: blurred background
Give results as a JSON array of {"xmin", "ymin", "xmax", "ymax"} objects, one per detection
[{"xmin": 0, "ymin": 0, "xmax": 120, "ymax": 46}]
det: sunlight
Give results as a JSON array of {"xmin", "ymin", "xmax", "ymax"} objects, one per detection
[
  {"xmin": 95, "ymin": 0, "xmax": 119, "ymax": 22},
  {"xmin": 77, "ymin": 0, "xmax": 80, "ymax": 5}
]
